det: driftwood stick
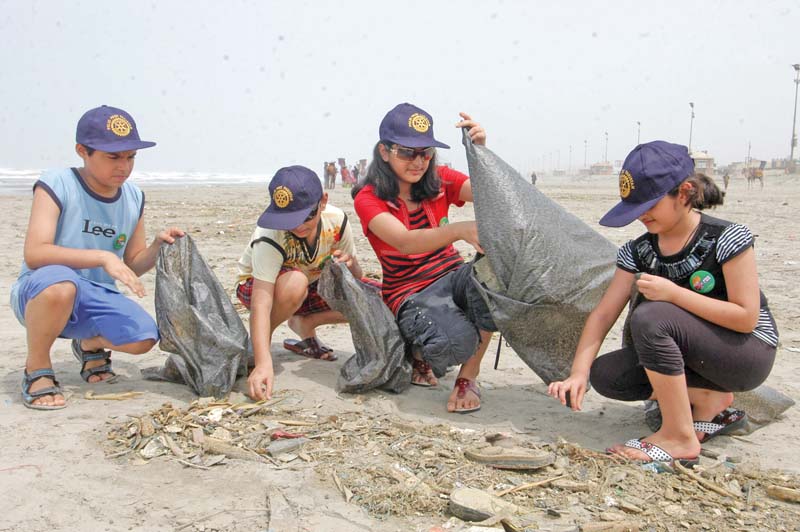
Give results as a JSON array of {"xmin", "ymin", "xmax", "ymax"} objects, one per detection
[
  {"xmin": 496, "ymin": 474, "xmax": 567, "ymax": 497},
  {"xmin": 767, "ymin": 485, "xmax": 800, "ymax": 503},
  {"xmin": 202, "ymin": 438, "xmax": 267, "ymax": 463},
  {"xmin": 674, "ymin": 461, "xmax": 740, "ymax": 499}
]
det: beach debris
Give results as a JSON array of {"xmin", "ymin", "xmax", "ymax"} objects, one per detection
[
  {"xmin": 463, "ymin": 128, "xmax": 617, "ymax": 384},
  {"xmin": 464, "ymin": 444, "xmax": 555, "ymax": 470},
  {"xmin": 766, "ymin": 485, "xmax": 800, "ymax": 503},
  {"xmin": 104, "ymin": 395, "xmax": 800, "ymax": 530},
  {"xmin": 85, "ymin": 390, "xmax": 145, "ymax": 401},
  {"xmin": 147, "ymin": 234, "xmax": 252, "ymax": 398},
  {"xmin": 448, "ymin": 487, "xmax": 519, "ymax": 522}
]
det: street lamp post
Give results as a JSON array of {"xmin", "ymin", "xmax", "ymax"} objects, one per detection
[
  {"xmin": 688, "ymin": 102, "xmax": 695, "ymax": 153},
  {"xmin": 637, "ymin": 121, "xmax": 641, "ymax": 144},
  {"xmin": 584, "ymin": 139, "xmax": 588, "ymax": 168},
  {"xmin": 569, "ymin": 144, "xmax": 572, "ymax": 173},
  {"xmin": 789, "ymin": 64, "xmax": 800, "ymax": 171},
  {"xmin": 604, "ymin": 131, "xmax": 608, "ymax": 162}
]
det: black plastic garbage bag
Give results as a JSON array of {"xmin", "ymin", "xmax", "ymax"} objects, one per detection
[
  {"xmin": 143, "ymin": 235, "xmax": 250, "ymax": 398},
  {"xmin": 463, "ymin": 129, "xmax": 618, "ymax": 385},
  {"xmin": 317, "ymin": 260, "xmax": 412, "ymax": 393}
]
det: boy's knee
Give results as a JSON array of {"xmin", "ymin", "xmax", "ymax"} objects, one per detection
[
  {"xmin": 125, "ymin": 338, "xmax": 157, "ymax": 355},
  {"xmin": 35, "ymin": 281, "xmax": 76, "ymax": 307}
]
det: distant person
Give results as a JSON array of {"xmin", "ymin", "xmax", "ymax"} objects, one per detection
[
  {"xmin": 352, "ymin": 164, "xmax": 360, "ymax": 182},
  {"xmin": 340, "ymin": 164, "xmax": 353, "ymax": 187},
  {"xmin": 722, "ymin": 172, "xmax": 730, "ymax": 191},
  {"xmin": 11, "ymin": 105, "xmax": 184, "ymax": 410},
  {"xmin": 548, "ymin": 141, "xmax": 778, "ymax": 466},
  {"xmin": 236, "ymin": 166, "xmax": 371, "ymax": 401},
  {"xmin": 352, "ymin": 103, "xmax": 497, "ymax": 414},
  {"xmin": 530, "ymin": 171, "xmax": 538, "ymax": 186}
]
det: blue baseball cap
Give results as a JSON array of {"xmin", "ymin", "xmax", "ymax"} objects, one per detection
[
  {"xmin": 258, "ymin": 166, "xmax": 324, "ymax": 230},
  {"xmin": 599, "ymin": 141, "xmax": 695, "ymax": 227},
  {"xmin": 378, "ymin": 103, "xmax": 450, "ymax": 149},
  {"xmin": 76, "ymin": 105, "xmax": 156, "ymax": 152}
]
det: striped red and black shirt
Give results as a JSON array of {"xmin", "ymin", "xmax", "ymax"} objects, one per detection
[{"xmin": 354, "ymin": 166, "xmax": 469, "ymax": 314}]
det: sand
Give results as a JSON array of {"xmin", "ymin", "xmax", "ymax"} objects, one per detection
[{"xmin": 0, "ymin": 174, "xmax": 798, "ymax": 531}]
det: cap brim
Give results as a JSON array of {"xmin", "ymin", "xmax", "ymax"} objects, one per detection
[
  {"xmin": 257, "ymin": 204, "xmax": 315, "ymax": 230},
  {"xmin": 386, "ymin": 137, "xmax": 450, "ymax": 149},
  {"xmin": 87, "ymin": 140, "xmax": 157, "ymax": 152},
  {"xmin": 598, "ymin": 196, "xmax": 663, "ymax": 227}
]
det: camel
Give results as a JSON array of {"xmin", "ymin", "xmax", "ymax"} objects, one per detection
[{"xmin": 743, "ymin": 167, "xmax": 764, "ymax": 191}]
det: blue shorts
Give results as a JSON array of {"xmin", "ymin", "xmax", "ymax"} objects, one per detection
[{"xmin": 10, "ymin": 265, "xmax": 159, "ymax": 345}]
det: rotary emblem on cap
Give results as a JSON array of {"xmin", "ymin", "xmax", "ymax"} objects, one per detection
[
  {"xmin": 272, "ymin": 186, "xmax": 293, "ymax": 208},
  {"xmin": 619, "ymin": 169, "xmax": 635, "ymax": 199},
  {"xmin": 408, "ymin": 113, "xmax": 430, "ymax": 133},
  {"xmin": 106, "ymin": 115, "xmax": 132, "ymax": 137}
]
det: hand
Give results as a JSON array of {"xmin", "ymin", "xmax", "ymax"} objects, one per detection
[
  {"xmin": 547, "ymin": 373, "xmax": 589, "ymax": 411},
  {"xmin": 102, "ymin": 252, "xmax": 146, "ymax": 297},
  {"xmin": 332, "ymin": 249, "xmax": 353, "ymax": 269},
  {"xmin": 636, "ymin": 273, "xmax": 678, "ymax": 302},
  {"xmin": 456, "ymin": 112, "xmax": 486, "ymax": 146},
  {"xmin": 453, "ymin": 220, "xmax": 484, "ymax": 254},
  {"xmin": 152, "ymin": 227, "xmax": 185, "ymax": 246},
  {"xmin": 247, "ymin": 362, "xmax": 274, "ymax": 401}
]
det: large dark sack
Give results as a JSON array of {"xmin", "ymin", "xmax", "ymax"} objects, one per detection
[
  {"xmin": 143, "ymin": 235, "xmax": 250, "ymax": 398},
  {"xmin": 317, "ymin": 260, "xmax": 412, "ymax": 393},
  {"xmin": 463, "ymin": 130, "xmax": 617, "ymax": 384}
]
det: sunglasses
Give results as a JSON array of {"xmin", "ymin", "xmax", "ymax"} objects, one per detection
[
  {"xmin": 390, "ymin": 145, "xmax": 436, "ymax": 162},
  {"xmin": 303, "ymin": 202, "xmax": 321, "ymax": 222}
]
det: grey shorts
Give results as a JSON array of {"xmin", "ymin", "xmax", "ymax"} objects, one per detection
[{"xmin": 396, "ymin": 262, "xmax": 497, "ymax": 377}]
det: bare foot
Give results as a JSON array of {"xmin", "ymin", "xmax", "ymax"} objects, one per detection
[
  {"xmin": 27, "ymin": 376, "xmax": 66, "ymax": 408},
  {"xmin": 607, "ymin": 430, "xmax": 700, "ymax": 462},
  {"xmin": 447, "ymin": 378, "xmax": 481, "ymax": 412}
]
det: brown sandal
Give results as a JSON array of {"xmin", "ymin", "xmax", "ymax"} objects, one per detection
[{"xmin": 283, "ymin": 337, "xmax": 338, "ymax": 361}]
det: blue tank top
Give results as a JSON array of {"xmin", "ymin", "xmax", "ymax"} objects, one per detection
[{"xmin": 15, "ymin": 167, "xmax": 144, "ymax": 290}]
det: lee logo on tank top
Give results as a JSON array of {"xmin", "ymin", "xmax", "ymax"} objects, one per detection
[
  {"xmin": 690, "ymin": 270, "xmax": 715, "ymax": 294},
  {"xmin": 82, "ymin": 219, "xmax": 118, "ymax": 239}
]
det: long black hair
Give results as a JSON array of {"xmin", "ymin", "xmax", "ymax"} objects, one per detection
[{"xmin": 351, "ymin": 141, "xmax": 441, "ymax": 202}]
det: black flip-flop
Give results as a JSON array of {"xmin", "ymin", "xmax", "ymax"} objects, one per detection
[
  {"xmin": 283, "ymin": 338, "xmax": 338, "ymax": 361},
  {"xmin": 694, "ymin": 408, "xmax": 747, "ymax": 443}
]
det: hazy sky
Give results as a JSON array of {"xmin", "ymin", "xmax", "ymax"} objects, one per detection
[{"xmin": 1, "ymin": 0, "xmax": 799, "ymax": 176}]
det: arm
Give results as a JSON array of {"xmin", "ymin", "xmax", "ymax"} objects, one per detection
[
  {"xmin": 247, "ymin": 278, "xmax": 276, "ymax": 400},
  {"xmin": 548, "ymin": 268, "xmax": 635, "ymax": 410},
  {"xmin": 636, "ymin": 247, "xmax": 760, "ymax": 332},
  {"xmin": 24, "ymin": 186, "xmax": 147, "ymax": 297},
  {"xmin": 123, "ymin": 216, "xmax": 185, "ymax": 276},
  {"xmin": 367, "ymin": 212, "xmax": 482, "ymax": 255},
  {"xmin": 331, "ymin": 250, "xmax": 363, "ymax": 279}
]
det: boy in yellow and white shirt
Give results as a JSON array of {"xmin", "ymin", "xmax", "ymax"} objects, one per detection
[{"xmin": 236, "ymin": 165, "xmax": 367, "ymax": 400}]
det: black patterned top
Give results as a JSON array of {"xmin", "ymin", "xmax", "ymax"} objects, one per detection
[{"xmin": 617, "ymin": 213, "xmax": 778, "ymax": 347}]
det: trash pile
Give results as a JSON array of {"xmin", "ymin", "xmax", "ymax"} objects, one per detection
[{"xmin": 106, "ymin": 394, "xmax": 800, "ymax": 531}]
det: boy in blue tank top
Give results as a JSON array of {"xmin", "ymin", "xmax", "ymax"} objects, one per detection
[{"xmin": 10, "ymin": 105, "xmax": 184, "ymax": 410}]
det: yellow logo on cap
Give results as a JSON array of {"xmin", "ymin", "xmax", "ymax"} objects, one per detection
[
  {"xmin": 408, "ymin": 113, "xmax": 430, "ymax": 133},
  {"xmin": 106, "ymin": 115, "xmax": 132, "ymax": 137},
  {"xmin": 272, "ymin": 186, "xmax": 293, "ymax": 208},
  {"xmin": 619, "ymin": 169, "xmax": 635, "ymax": 199}
]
